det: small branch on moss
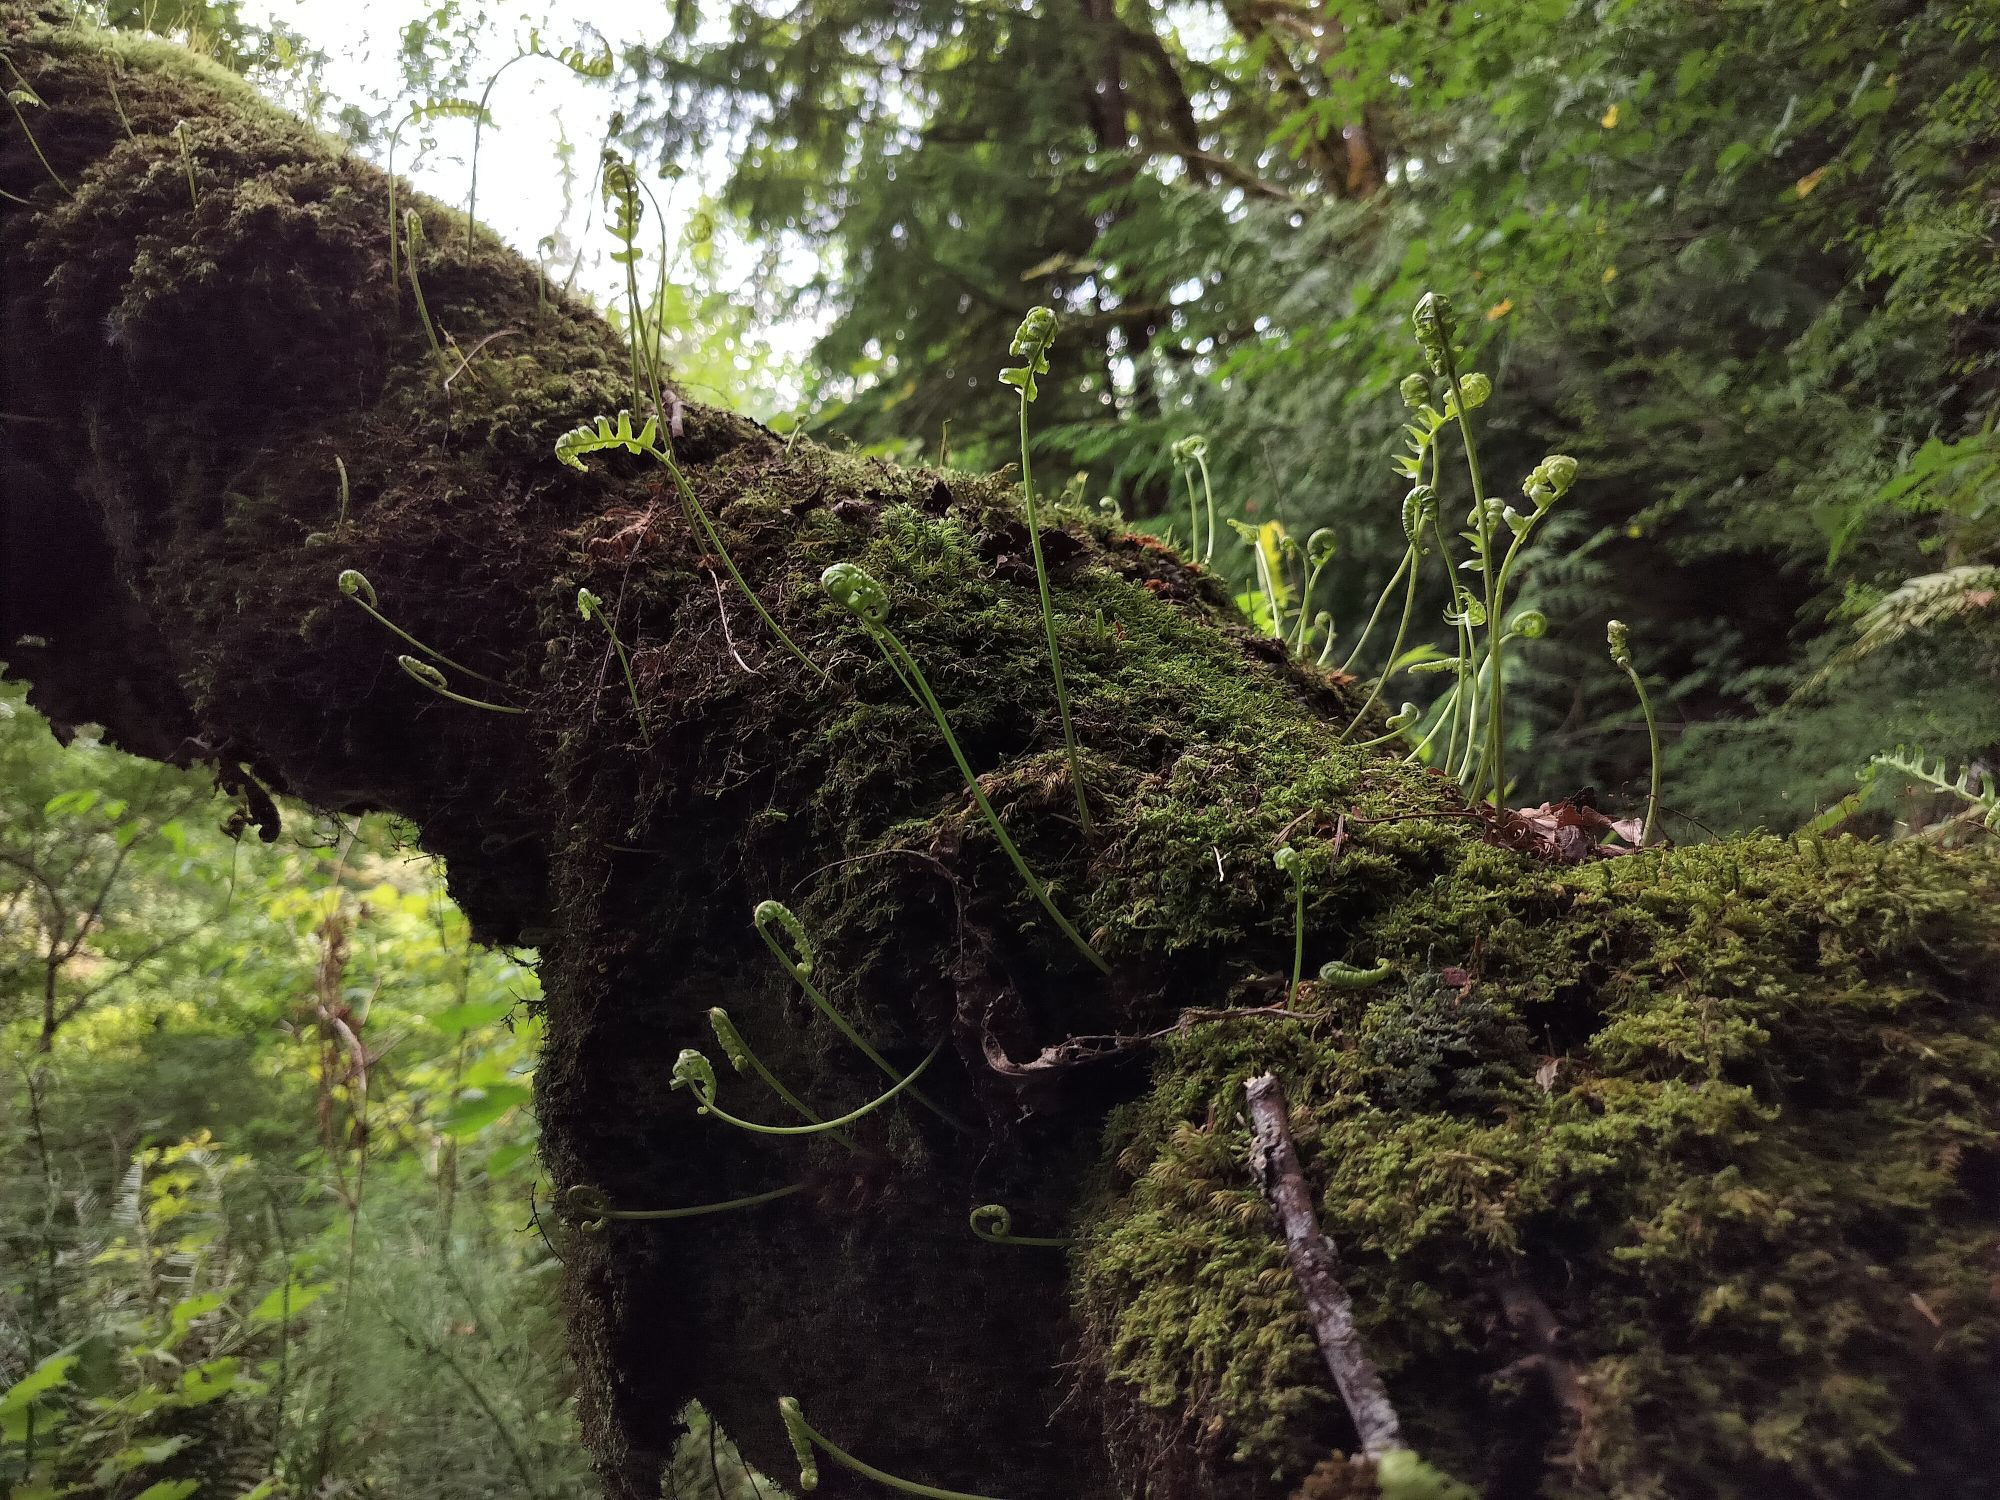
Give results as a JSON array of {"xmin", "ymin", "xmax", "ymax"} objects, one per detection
[
  {"xmin": 1244, "ymin": 1072, "xmax": 1406, "ymax": 1460},
  {"xmin": 1492, "ymin": 1278, "xmax": 1590, "ymax": 1430}
]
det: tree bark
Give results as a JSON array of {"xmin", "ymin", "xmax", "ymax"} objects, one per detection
[{"xmin": 5, "ymin": 9, "xmax": 2000, "ymax": 1500}]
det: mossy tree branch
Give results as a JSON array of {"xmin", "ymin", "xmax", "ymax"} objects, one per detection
[{"xmin": 5, "ymin": 9, "xmax": 2000, "ymax": 1500}]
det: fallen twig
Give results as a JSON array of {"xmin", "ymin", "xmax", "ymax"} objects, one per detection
[{"xmin": 1244, "ymin": 1071, "xmax": 1406, "ymax": 1459}]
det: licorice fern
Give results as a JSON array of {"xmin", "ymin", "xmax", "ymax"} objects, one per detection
[
  {"xmin": 555, "ymin": 411, "xmax": 829, "ymax": 682},
  {"xmin": 337, "ymin": 569, "xmax": 499, "ymax": 683},
  {"xmin": 670, "ymin": 1043, "xmax": 941, "ymax": 1137},
  {"xmin": 576, "ymin": 587, "xmax": 649, "ymax": 742},
  {"xmin": 467, "ymin": 30, "xmax": 613, "ymax": 259},
  {"xmin": 820, "ymin": 563, "xmax": 1109, "ymax": 974},
  {"xmin": 968, "ymin": 1204, "xmax": 1069, "ymax": 1248},
  {"xmin": 779, "ymin": 1397, "xmax": 1005, "ymax": 1500},
  {"xmin": 753, "ymin": 901, "xmax": 966, "ymax": 1131},
  {"xmin": 999, "ymin": 307, "xmax": 1092, "ymax": 834},
  {"xmin": 1869, "ymin": 745, "xmax": 2000, "ymax": 832},
  {"xmin": 386, "ymin": 98, "xmax": 489, "ymax": 287}
]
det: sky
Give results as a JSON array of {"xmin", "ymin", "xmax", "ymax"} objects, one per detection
[{"xmin": 236, "ymin": 0, "xmax": 821, "ymax": 408}]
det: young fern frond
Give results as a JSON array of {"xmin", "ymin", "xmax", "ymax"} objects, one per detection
[
  {"xmin": 1607, "ymin": 620, "xmax": 1662, "ymax": 845},
  {"xmin": 780, "ymin": 1396, "xmax": 1006, "ymax": 1500},
  {"xmin": 554, "ymin": 412, "xmax": 829, "ymax": 682},
  {"xmin": 1170, "ymin": 436, "xmax": 1217, "ymax": 565},
  {"xmin": 386, "ymin": 98, "xmax": 489, "ymax": 286},
  {"xmin": 820, "ymin": 564, "xmax": 1110, "ymax": 974},
  {"xmin": 171, "ymin": 119, "xmax": 197, "ymax": 210},
  {"xmin": 466, "ymin": 30, "xmax": 613, "ymax": 259},
  {"xmin": 402, "ymin": 210, "xmax": 452, "ymax": 374},
  {"xmin": 999, "ymin": 308, "xmax": 1092, "ymax": 834},
  {"xmin": 753, "ymin": 901, "xmax": 968, "ymax": 1132},
  {"xmin": 968, "ymin": 1204, "xmax": 1069, "ymax": 1248},
  {"xmin": 337, "ymin": 569, "xmax": 500, "ymax": 684},
  {"xmin": 398, "ymin": 656, "xmax": 525, "ymax": 714},
  {"xmin": 707, "ymin": 1007, "xmax": 858, "ymax": 1150},
  {"xmin": 1869, "ymin": 746, "xmax": 2000, "ymax": 831},
  {"xmin": 1, "ymin": 59, "xmax": 71, "ymax": 198},
  {"xmin": 671, "ymin": 1043, "xmax": 942, "ymax": 1137},
  {"xmin": 558, "ymin": 1181, "xmax": 801, "ymax": 1232},
  {"xmin": 576, "ymin": 587, "xmax": 650, "ymax": 742}
]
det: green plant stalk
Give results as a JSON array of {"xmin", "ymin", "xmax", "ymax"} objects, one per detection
[
  {"xmin": 1424, "ymin": 483, "xmax": 1479, "ymax": 789},
  {"xmin": 1339, "ymin": 549, "xmax": 1414, "ymax": 676},
  {"xmin": 398, "ymin": 656, "xmax": 525, "ymax": 714},
  {"xmin": 680, "ymin": 1041, "xmax": 942, "ymax": 1136},
  {"xmin": 780, "ymin": 1397, "xmax": 1006, "ymax": 1500},
  {"xmin": 588, "ymin": 1184, "xmax": 802, "ymax": 1221},
  {"xmin": 1618, "ymin": 658, "xmax": 1662, "ymax": 846},
  {"xmin": 403, "ymin": 212, "xmax": 452, "ymax": 374},
  {"xmin": 1193, "ymin": 449, "xmax": 1218, "ymax": 565},
  {"xmin": 1338, "ymin": 551, "xmax": 1421, "ymax": 745},
  {"xmin": 1180, "ymin": 460, "xmax": 1203, "ymax": 562},
  {"xmin": 755, "ymin": 927, "xmax": 968, "ymax": 1132},
  {"xmin": 1437, "ymin": 340, "xmax": 1502, "ymax": 802},
  {"xmin": 1406, "ymin": 676, "xmax": 1461, "ymax": 765},
  {"xmin": 646, "ymin": 441, "xmax": 831, "ymax": 684},
  {"xmin": 1292, "ymin": 552, "xmax": 1335, "ymax": 655},
  {"xmin": 466, "ymin": 52, "xmax": 532, "ymax": 261},
  {"xmin": 583, "ymin": 602, "xmax": 649, "ymax": 743},
  {"xmin": 866, "ymin": 623, "xmax": 1109, "ymax": 973},
  {"xmin": 1016, "ymin": 390, "xmax": 1093, "ymax": 835},
  {"xmin": 334, "ymin": 456, "xmax": 350, "ymax": 532},
  {"xmin": 1248, "ymin": 532, "xmax": 1284, "ymax": 638},
  {"xmin": 1287, "ymin": 867, "xmax": 1305, "ymax": 1006},
  {"xmin": 340, "ymin": 575, "xmax": 500, "ymax": 684},
  {"xmin": 969, "ymin": 1204, "xmax": 1069, "ymax": 1248},
  {"xmin": 708, "ymin": 1010, "xmax": 859, "ymax": 1149},
  {"xmin": 1, "ymin": 59, "xmax": 71, "ymax": 198}
]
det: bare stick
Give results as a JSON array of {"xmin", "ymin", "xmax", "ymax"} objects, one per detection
[{"xmin": 1244, "ymin": 1072, "xmax": 1406, "ymax": 1458}]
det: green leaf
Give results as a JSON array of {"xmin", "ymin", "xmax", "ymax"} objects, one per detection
[
  {"xmin": 437, "ymin": 1081, "xmax": 534, "ymax": 1137},
  {"xmin": 1715, "ymin": 141, "xmax": 1752, "ymax": 174},
  {"xmin": 132, "ymin": 1482, "xmax": 200, "ymax": 1500},
  {"xmin": 169, "ymin": 1289, "xmax": 227, "ymax": 1335},
  {"xmin": 431, "ymin": 997, "xmax": 516, "ymax": 1036},
  {"xmin": 43, "ymin": 788, "xmax": 99, "ymax": 816},
  {"xmin": 249, "ymin": 1279, "xmax": 333, "ymax": 1328},
  {"xmin": 0, "ymin": 1351, "xmax": 77, "ymax": 1415}
]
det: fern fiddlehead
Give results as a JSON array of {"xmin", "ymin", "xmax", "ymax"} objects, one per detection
[
  {"xmin": 558, "ymin": 1182, "xmax": 801, "ymax": 1232},
  {"xmin": 398, "ymin": 657, "xmax": 525, "ymax": 715},
  {"xmin": 1000, "ymin": 307, "xmax": 1093, "ymax": 835},
  {"xmin": 820, "ymin": 563, "xmax": 1110, "ymax": 974},
  {"xmin": 671, "ymin": 1043, "xmax": 942, "ymax": 1137},
  {"xmin": 555, "ymin": 412, "xmax": 830, "ymax": 683},
  {"xmin": 1607, "ymin": 620, "xmax": 1661, "ymax": 846},
  {"xmin": 576, "ymin": 587, "xmax": 649, "ymax": 742},
  {"xmin": 752, "ymin": 901, "xmax": 967, "ymax": 1132},
  {"xmin": 779, "ymin": 1396, "xmax": 1007, "ymax": 1500},
  {"xmin": 968, "ymin": 1204, "xmax": 1069, "ymax": 1248},
  {"xmin": 338, "ymin": 570, "xmax": 500, "ymax": 684},
  {"xmin": 706, "ymin": 1006, "xmax": 859, "ymax": 1151}
]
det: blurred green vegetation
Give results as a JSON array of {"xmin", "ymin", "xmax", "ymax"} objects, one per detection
[
  {"xmin": 0, "ymin": 678, "xmax": 596, "ymax": 1498},
  {"xmin": 630, "ymin": 0, "xmax": 2000, "ymax": 832}
]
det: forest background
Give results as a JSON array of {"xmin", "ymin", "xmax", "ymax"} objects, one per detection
[{"xmin": 4, "ymin": 0, "xmax": 1996, "ymax": 1494}]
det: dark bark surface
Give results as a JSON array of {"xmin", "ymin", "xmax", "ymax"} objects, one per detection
[{"xmin": 6, "ymin": 10, "xmax": 2000, "ymax": 1499}]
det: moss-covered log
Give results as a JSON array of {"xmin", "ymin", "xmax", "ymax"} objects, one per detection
[{"xmin": 5, "ymin": 7, "xmax": 1999, "ymax": 1497}]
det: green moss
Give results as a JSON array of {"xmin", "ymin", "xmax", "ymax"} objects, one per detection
[{"xmin": 1078, "ymin": 834, "xmax": 2000, "ymax": 1497}]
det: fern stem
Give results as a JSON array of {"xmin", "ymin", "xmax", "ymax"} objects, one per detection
[{"xmin": 1017, "ymin": 391, "xmax": 1092, "ymax": 835}]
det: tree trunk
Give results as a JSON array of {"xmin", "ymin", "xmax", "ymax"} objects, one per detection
[{"xmin": 5, "ymin": 9, "xmax": 1999, "ymax": 1498}]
